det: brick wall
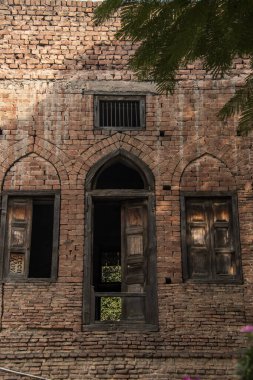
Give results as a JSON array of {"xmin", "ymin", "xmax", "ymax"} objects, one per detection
[
  {"xmin": 0, "ymin": 0, "xmax": 252, "ymax": 379},
  {"xmin": 3, "ymin": 153, "xmax": 60, "ymax": 190}
]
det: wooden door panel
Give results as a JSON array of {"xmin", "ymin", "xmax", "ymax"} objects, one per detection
[
  {"xmin": 121, "ymin": 201, "xmax": 147, "ymax": 321},
  {"xmin": 9, "ymin": 253, "xmax": 25, "ymax": 275},
  {"xmin": 10, "ymin": 227, "xmax": 27, "ymax": 248},
  {"xmin": 190, "ymin": 250, "xmax": 210, "ymax": 276},
  {"xmin": 126, "ymin": 206, "xmax": 143, "ymax": 227},
  {"xmin": 214, "ymin": 227, "xmax": 230, "ymax": 248},
  {"xmin": 127, "ymin": 234, "xmax": 143, "ymax": 255},
  {"xmin": 7, "ymin": 199, "xmax": 32, "ymax": 277},
  {"xmin": 215, "ymin": 252, "xmax": 235, "ymax": 275},
  {"xmin": 185, "ymin": 197, "xmax": 238, "ymax": 281},
  {"xmin": 213, "ymin": 201, "xmax": 230, "ymax": 222},
  {"xmin": 187, "ymin": 203, "xmax": 206, "ymax": 222},
  {"xmin": 190, "ymin": 226, "xmax": 206, "ymax": 246}
]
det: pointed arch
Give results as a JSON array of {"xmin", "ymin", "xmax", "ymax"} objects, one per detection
[
  {"xmin": 2, "ymin": 152, "xmax": 61, "ymax": 191},
  {"xmin": 86, "ymin": 149, "xmax": 155, "ymax": 192},
  {"xmin": 83, "ymin": 149, "xmax": 157, "ymax": 327},
  {"xmin": 0, "ymin": 136, "xmax": 70, "ymax": 191},
  {"xmin": 179, "ymin": 153, "xmax": 236, "ymax": 192}
]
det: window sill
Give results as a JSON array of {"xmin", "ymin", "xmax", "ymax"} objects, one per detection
[
  {"xmin": 183, "ymin": 278, "xmax": 243, "ymax": 285},
  {"xmin": 94, "ymin": 126, "xmax": 145, "ymax": 131},
  {"xmin": 2, "ymin": 277, "xmax": 57, "ymax": 283},
  {"xmin": 82, "ymin": 322, "xmax": 159, "ymax": 332}
]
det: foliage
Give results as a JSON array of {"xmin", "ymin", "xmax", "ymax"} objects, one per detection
[
  {"xmin": 100, "ymin": 265, "xmax": 122, "ymax": 321},
  {"xmin": 94, "ymin": 0, "xmax": 253, "ymax": 134},
  {"xmin": 102, "ymin": 265, "xmax": 121, "ymax": 283},
  {"xmin": 237, "ymin": 326, "xmax": 253, "ymax": 380},
  {"xmin": 100, "ymin": 296, "xmax": 122, "ymax": 321}
]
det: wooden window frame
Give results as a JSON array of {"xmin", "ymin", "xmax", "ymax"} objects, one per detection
[
  {"xmin": 180, "ymin": 191, "xmax": 242, "ymax": 284},
  {"xmin": 83, "ymin": 152, "xmax": 157, "ymax": 330},
  {"xmin": 94, "ymin": 95, "xmax": 145, "ymax": 130},
  {"xmin": 0, "ymin": 190, "xmax": 60, "ymax": 282}
]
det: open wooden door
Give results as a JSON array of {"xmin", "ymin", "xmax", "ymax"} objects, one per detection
[
  {"xmin": 121, "ymin": 201, "xmax": 147, "ymax": 321},
  {"xmin": 5, "ymin": 199, "xmax": 32, "ymax": 279}
]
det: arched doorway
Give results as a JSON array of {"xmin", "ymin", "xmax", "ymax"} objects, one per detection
[{"xmin": 83, "ymin": 151, "xmax": 157, "ymax": 328}]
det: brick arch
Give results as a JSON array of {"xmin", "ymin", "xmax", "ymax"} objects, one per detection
[
  {"xmin": 75, "ymin": 133, "xmax": 154, "ymax": 183},
  {"xmin": 34, "ymin": 137, "xmax": 71, "ymax": 183},
  {"xmin": 85, "ymin": 148, "xmax": 155, "ymax": 191},
  {"xmin": 165, "ymin": 137, "xmax": 238, "ymax": 188},
  {"xmin": 2, "ymin": 152, "xmax": 61, "ymax": 191},
  {"xmin": 0, "ymin": 136, "xmax": 70, "ymax": 190},
  {"xmin": 179, "ymin": 153, "xmax": 236, "ymax": 192}
]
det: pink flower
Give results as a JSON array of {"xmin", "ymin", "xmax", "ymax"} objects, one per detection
[{"xmin": 240, "ymin": 325, "xmax": 253, "ymax": 333}]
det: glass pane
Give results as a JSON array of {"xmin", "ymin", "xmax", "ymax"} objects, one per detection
[
  {"xmin": 9, "ymin": 253, "xmax": 25, "ymax": 274},
  {"xmin": 99, "ymin": 297, "xmax": 122, "ymax": 321}
]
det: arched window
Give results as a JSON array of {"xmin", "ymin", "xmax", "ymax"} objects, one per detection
[{"xmin": 84, "ymin": 151, "xmax": 157, "ymax": 328}]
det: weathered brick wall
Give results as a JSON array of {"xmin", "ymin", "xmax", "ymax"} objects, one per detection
[
  {"xmin": 180, "ymin": 154, "xmax": 237, "ymax": 191},
  {"xmin": 3, "ymin": 153, "xmax": 60, "ymax": 190},
  {"xmin": 0, "ymin": 0, "xmax": 252, "ymax": 379}
]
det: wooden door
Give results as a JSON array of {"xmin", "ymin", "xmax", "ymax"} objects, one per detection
[
  {"xmin": 121, "ymin": 201, "xmax": 147, "ymax": 321},
  {"xmin": 5, "ymin": 199, "xmax": 32, "ymax": 278},
  {"xmin": 186, "ymin": 198, "xmax": 236, "ymax": 280}
]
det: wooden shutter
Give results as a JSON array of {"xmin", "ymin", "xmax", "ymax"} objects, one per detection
[
  {"xmin": 212, "ymin": 199, "xmax": 236, "ymax": 278},
  {"xmin": 186, "ymin": 199, "xmax": 211, "ymax": 279},
  {"xmin": 121, "ymin": 201, "xmax": 147, "ymax": 321},
  {"xmin": 6, "ymin": 199, "xmax": 32, "ymax": 278},
  {"xmin": 185, "ymin": 197, "xmax": 237, "ymax": 281}
]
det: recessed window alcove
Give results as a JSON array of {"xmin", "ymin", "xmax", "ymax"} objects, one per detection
[{"xmin": 83, "ymin": 151, "xmax": 157, "ymax": 329}]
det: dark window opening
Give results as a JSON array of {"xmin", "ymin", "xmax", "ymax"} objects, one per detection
[
  {"xmin": 95, "ymin": 162, "xmax": 144, "ymax": 189},
  {"xmin": 94, "ymin": 96, "xmax": 145, "ymax": 129},
  {"xmin": 92, "ymin": 200, "xmax": 147, "ymax": 322},
  {"xmin": 93, "ymin": 202, "xmax": 121, "ymax": 321},
  {"xmin": 29, "ymin": 201, "xmax": 54, "ymax": 278},
  {"xmin": 182, "ymin": 195, "xmax": 241, "ymax": 283},
  {"xmin": 93, "ymin": 202, "xmax": 121, "ymax": 292}
]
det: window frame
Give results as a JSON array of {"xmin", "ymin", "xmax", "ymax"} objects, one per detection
[
  {"xmin": 180, "ymin": 191, "xmax": 242, "ymax": 284},
  {"xmin": 94, "ymin": 95, "xmax": 146, "ymax": 130},
  {"xmin": 83, "ymin": 152, "xmax": 157, "ymax": 330},
  {"xmin": 0, "ymin": 190, "xmax": 60, "ymax": 282}
]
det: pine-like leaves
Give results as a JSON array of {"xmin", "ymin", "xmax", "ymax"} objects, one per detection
[{"xmin": 219, "ymin": 74, "xmax": 253, "ymax": 135}]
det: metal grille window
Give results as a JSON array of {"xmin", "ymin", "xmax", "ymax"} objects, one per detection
[{"xmin": 94, "ymin": 96, "xmax": 145, "ymax": 129}]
